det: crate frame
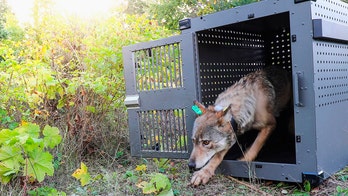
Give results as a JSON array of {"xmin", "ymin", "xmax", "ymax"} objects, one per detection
[{"xmin": 123, "ymin": 0, "xmax": 348, "ymax": 184}]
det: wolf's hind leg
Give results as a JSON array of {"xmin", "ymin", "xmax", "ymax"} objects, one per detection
[{"xmin": 239, "ymin": 123, "xmax": 275, "ymax": 162}]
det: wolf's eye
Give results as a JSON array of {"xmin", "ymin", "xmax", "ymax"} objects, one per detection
[{"xmin": 202, "ymin": 140, "xmax": 210, "ymax": 146}]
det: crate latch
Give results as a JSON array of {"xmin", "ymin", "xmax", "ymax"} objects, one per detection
[
  {"xmin": 124, "ymin": 94, "xmax": 140, "ymax": 108},
  {"xmin": 179, "ymin": 18, "xmax": 191, "ymax": 30}
]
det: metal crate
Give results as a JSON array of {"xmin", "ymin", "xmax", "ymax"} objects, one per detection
[{"xmin": 123, "ymin": 0, "xmax": 348, "ymax": 184}]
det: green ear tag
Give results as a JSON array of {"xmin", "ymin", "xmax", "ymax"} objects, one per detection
[{"xmin": 192, "ymin": 105, "xmax": 203, "ymax": 115}]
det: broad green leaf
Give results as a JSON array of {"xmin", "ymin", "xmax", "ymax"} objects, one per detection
[
  {"xmin": 24, "ymin": 149, "xmax": 54, "ymax": 182},
  {"xmin": 16, "ymin": 134, "xmax": 29, "ymax": 145},
  {"xmin": 0, "ymin": 159, "xmax": 20, "ymax": 176},
  {"xmin": 137, "ymin": 181, "xmax": 157, "ymax": 194},
  {"xmin": 43, "ymin": 125, "xmax": 62, "ymax": 149},
  {"xmin": 149, "ymin": 173, "xmax": 172, "ymax": 193},
  {"xmin": 0, "ymin": 146, "xmax": 23, "ymax": 184},
  {"xmin": 0, "ymin": 164, "xmax": 14, "ymax": 184},
  {"xmin": 0, "ymin": 129, "xmax": 19, "ymax": 145},
  {"xmin": 138, "ymin": 173, "xmax": 172, "ymax": 195},
  {"xmin": 23, "ymin": 137, "xmax": 43, "ymax": 152},
  {"xmin": 0, "ymin": 146, "xmax": 23, "ymax": 169},
  {"xmin": 16, "ymin": 123, "xmax": 40, "ymax": 138},
  {"xmin": 158, "ymin": 188, "xmax": 174, "ymax": 196}
]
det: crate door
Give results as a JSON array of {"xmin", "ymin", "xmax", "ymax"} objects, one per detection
[{"xmin": 123, "ymin": 34, "xmax": 197, "ymax": 159}]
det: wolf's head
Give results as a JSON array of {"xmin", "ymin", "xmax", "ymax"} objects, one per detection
[{"xmin": 188, "ymin": 101, "xmax": 236, "ymax": 171}]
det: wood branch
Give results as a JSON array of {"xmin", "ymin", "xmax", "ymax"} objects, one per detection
[{"xmin": 226, "ymin": 175, "xmax": 272, "ymax": 196}]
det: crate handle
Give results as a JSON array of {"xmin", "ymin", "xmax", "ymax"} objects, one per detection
[
  {"xmin": 313, "ymin": 19, "xmax": 348, "ymax": 43},
  {"xmin": 294, "ymin": 71, "xmax": 304, "ymax": 107}
]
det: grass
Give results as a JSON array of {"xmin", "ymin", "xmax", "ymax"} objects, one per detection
[
  {"xmin": 0, "ymin": 108, "xmax": 348, "ymax": 195},
  {"xmin": 2, "ymin": 146, "xmax": 348, "ymax": 196},
  {"xmin": 1, "ymin": 152, "xmax": 348, "ymax": 195}
]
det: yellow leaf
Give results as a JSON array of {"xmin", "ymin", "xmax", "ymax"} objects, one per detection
[
  {"xmin": 21, "ymin": 120, "xmax": 28, "ymax": 126},
  {"xmin": 135, "ymin": 164, "xmax": 147, "ymax": 172},
  {"xmin": 72, "ymin": 162, "xmax": 91, "ymax": 186},
  {"xmin": 72, "ymin": 162, "xmax": 87, "ymax": 179}
]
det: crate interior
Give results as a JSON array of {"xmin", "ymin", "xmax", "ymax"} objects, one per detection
[{"xmin": 196, "ymin": 12, "xmax": 295, "ymax": 164}]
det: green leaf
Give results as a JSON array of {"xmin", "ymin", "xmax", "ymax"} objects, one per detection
[
  {"xmin": 28, "ymin": 186, "xmax": 67, "ymax": 196},
  {"xmin": 0, "ymin": 129, "xmax": 19, "ymax": 145},
  {"xmin": 0, "ymin": 145, "xmax": 23, "ymax": 169},
  {"xmin": 303, "ymin": 180, "xmax": 311, "ymax": 192},
  {"xmin": 150, "ymin": 173, "xmax": 171, "ymax": 193},
  {"xmin": 0, "ymin": 146, "xmax": 23, "ymax": 184},
  {"xmin": 139, "ymin": 181, "xmax": 157, "ymax": 194},
  {"xmin": 57, "ymin": 98, "xmax": 65, "ymax": 109},
  {"xmin": 158, "ymin": 188, "xmax": 174, "ymax": 196},
  {"xmin": 138, "ymin": 173, "xmax": 173, "ymax": 195},
  {"xmin": 124, "ymin": 170, "xmax": 133, "ymax": 178},
  {"xmin": 16, "ymin": 134, "xmax": 29, "ymax": 145},
  {"xmin": 16, "ymin": 123, "xmax": 40, "ymax": 138},
  {"xmin": 0, "ymin": 164, "xmax": 14, "ymax": 184},
  {"xmin": 85, "ymin": 105, "xmax": 96, "ymax": 113},
  {"xmin": 25, "ymin": 149, "xmax": 54, "ymax": 182},
  {"xmin": 43, "ymin": 125, "xmax": 62, "ymax": 149},
  {"xmin": 8, "ymin": 122, "xmax": 19, "ymax": 130},
  {"xmin": 23, "ymin": 137, "xmax": 43, "ymax": 152}
]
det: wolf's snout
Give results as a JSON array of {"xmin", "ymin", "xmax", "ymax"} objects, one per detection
[
  {"xmin": 188, "ymin": 160, "xmax": 196, "ymax": 173},
  {"xmin": 188, "ymin": 161, "xmax": 196, "ymax": 169}
]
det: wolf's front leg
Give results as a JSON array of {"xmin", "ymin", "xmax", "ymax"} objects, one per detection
[{"xmin": 190, "ymin": 149, "xmax": 229, "ymax": 186}]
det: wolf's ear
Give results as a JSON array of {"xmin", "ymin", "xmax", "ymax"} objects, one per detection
[
  {"xmin": 193, "ymin": 100, "xmax": 206, "ymax": 115},
  {"xmin": 216, "ymin": 104, "xmax": 231, "ymax": 118}
]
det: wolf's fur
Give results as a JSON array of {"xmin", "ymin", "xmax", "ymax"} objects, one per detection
[{"xmin": 188, "ymin": 67, "xmax": 292, "ymax": 186}]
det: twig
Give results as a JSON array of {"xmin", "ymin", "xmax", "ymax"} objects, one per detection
[{"xmin": 226, "ymin": 175, "xmax": 272, "ymax": 196}]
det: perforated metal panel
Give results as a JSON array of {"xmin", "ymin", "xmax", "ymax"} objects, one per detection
[
  {"xmin": 197, "ymin": 12, "xmax": 292, "ymax": 106},
  {"xmin": 123, "ymin": 34, "xmax": 197, "ymax": 158},
  {"xmin": 132, "ymin": 44, "xmax": 187, "ymax": 154},
  {"xmin": 138, "ymin": 109, "xmax": 187, "ymax": 153},
  {"xmin": 310, "ymin": 0, "xmax": 348, "ymax": 178},
  {"xmin": 197, "ymin": 29, "xmax": 265, "ymax": 105},
  {"xmin": 312, "ymin": 0, "xmax": 348, "ymax": 25},
  {"xmin": 134, "ymin": 43, "xmax": 183, "ymax": 91},
  {"xmin": 314, "ymin": 43, "xmax": 348, "ymax": 108}
]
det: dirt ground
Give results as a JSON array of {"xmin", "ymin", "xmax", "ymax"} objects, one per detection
[
  {"xmin": 171, "ymin": 164, "xmax": 348, "ymax": 195},
  {"xmin": 125, "ymin": 158, "xmax": 348, "ymax": 196}
]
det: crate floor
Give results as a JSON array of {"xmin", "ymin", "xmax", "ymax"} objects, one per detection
[
  {"xmin": 225, "ymin": 108, "xmax": 296, "ymax": 164},
  {"xmin": 225, "ymin": 129, "xmax": 296, "ymax": 163}
]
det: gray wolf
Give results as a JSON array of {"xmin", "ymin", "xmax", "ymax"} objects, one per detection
[{"xmin": 188, "ymin": 66, "xmax": 292, "ymax": 186}]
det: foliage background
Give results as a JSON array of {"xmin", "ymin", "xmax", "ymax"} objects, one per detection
[
  {"xmin": 0, "ymin": 0, "xmax": 259, "ymax": 193},
  {"xmin": 0, "ymin": 0, "xmax": 347, "ymax": 195},
  {"xmin": 0, "ymin": 0, "xmax": 259, "ymax": 156}
]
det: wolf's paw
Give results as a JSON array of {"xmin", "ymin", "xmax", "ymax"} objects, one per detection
[{"xmin": 189, "ymin": 168, "xmax": 214, "ymax": 186}]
